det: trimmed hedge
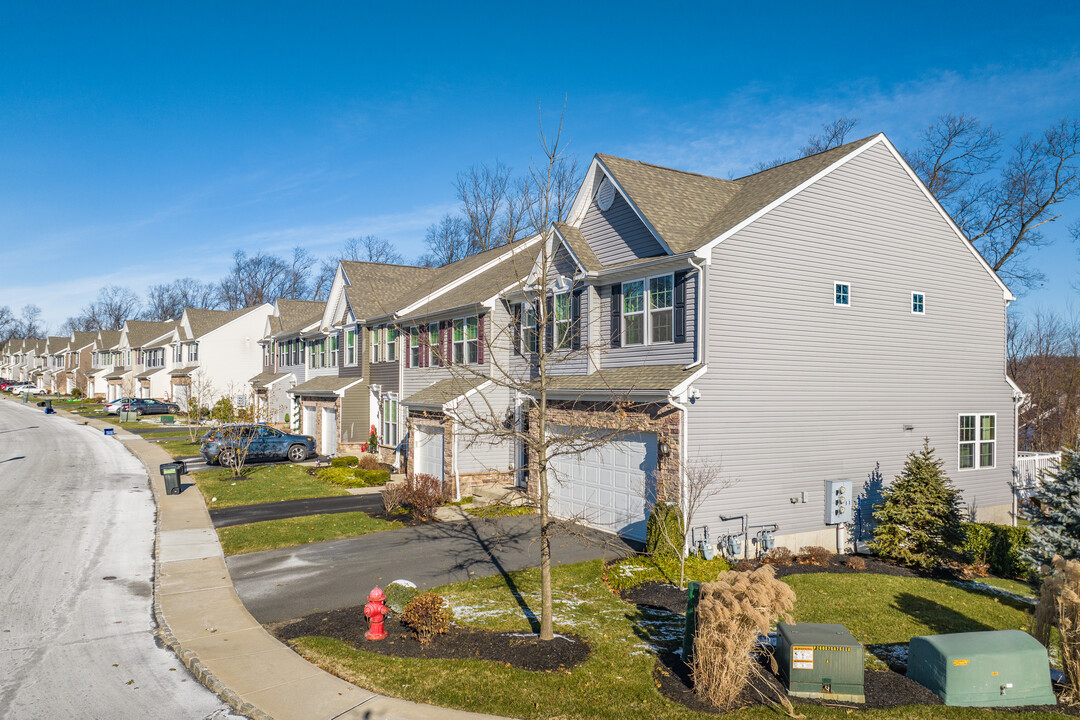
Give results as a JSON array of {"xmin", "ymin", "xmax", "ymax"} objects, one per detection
[
  {"xmin": 646, "ymin": 502, "xmax": 684, "ymax": 559},
  {"xmin": 316, "ymin": 467, "xmax": 391, "ymax": 488},
  {"xmin": 959, "ymin": 522, "xmax": 1031, "ymax": 578},
  {"xmin": 331, "ymin": 455, "xmax": 360, "ymax": 468}
]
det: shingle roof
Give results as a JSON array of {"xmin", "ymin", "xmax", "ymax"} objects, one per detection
[
  {"xmin": 287, "ymin": 375, "xmax": 360, "ymax": 396},
  {"xmin": 136, "ymin": 368, "xmax": 165, "ymax": 379},
  {"xmin": 105, "ymin": 368, "xmax": 130, "ymax": 379},
  {"xmin": 249, "ymin": 371, "xmax": 289, "ymax": 387},
  {"xmin": 339, "ymin": 262, "xmax": 439, "ymax": 321},
  {"xmin": 169, "ymin": 366, "xmax": 200, "ymax": 377},
  {"xmin": 269, "ymin": 299, "xmax": 325, "ymax": 336},
  {"xmin": 46, "ymin": 336, "xmax": 69, "ymax": 352},
  {"xmin": 70, "ymin": 331, "xmax": 98, "ymax": 349},
  {"xmin": 595, "ymin": 135, "xmax": 877, "ymax": 257},
  {"xmin": 403, "ymin": 376, "xmax": 489, "ymax": 406},
  {"xmin": 98, "ymin": 331, "xmax": 122, "ymax": 349},
  {"xmin": 545, "ymin": 364, "xmax": 696, "ymax": 394},
  {"xmin": 554, "ymin": 223, "xmax": 602, "ymax": 273},
  {"xmin": 125, "ymin": 320, "xmax": 177, "ymax": 348},
  {"xmin": 185, "ymin": 307, "xmax": 251, "ymax": 339}
]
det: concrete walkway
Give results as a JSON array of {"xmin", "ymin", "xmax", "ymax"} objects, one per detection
[{"xmin": 44, "ymin": 401, "xmax": 510, "ymax": 720}]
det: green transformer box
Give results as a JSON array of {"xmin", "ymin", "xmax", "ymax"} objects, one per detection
[
  {"xmin": 907, "ymin": 630, "xmax": 1056, "ymax": 707},
  {"xmin": 776, "ymin": 622, "xmax": 865, "ymax": 703}
]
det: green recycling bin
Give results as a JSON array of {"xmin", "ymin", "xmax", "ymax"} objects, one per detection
[{"xmin": 159, "ymin": 462, "xmax": 183, "ymax": 495}]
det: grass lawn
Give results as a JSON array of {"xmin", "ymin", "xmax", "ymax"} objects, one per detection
[
  {"xmin": 606, "ymin": 553, "xmax": 732, "ymax": 592},
  {"xmin": 217, "ymin": 512, "xmax": 403, "ymax": 555},
  {"xmin": 154, "ymin": 438, "xmax": 203, "ymax": 458},
  {"xmin": 191, "ymin": 464, "xmax": 349, "ymax": 509},
  {"xmin": 284, "ymin": 561, "xmax": 1059, "ymax": 720}
]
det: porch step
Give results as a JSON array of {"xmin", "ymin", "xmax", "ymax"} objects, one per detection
[{"xmin": 471, "ymin": 484, "xmax": 530, "ymax": 508}]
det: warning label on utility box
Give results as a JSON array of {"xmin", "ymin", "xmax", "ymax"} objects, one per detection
[{"xmin": 792, "ymin": 646, "xmax": 814, "ymax": 669}]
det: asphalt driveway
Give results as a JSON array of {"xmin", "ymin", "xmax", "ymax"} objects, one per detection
[
  {"xmin": 210, "ymin": 494, "xmax": 383, "ymax": 528},
  {"xmin": 228, "ymin": 515, "xmax": 637, "ymax": 623}
]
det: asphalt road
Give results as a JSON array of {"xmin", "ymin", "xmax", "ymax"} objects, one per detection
[
  {"xmin": 210, "ymin": 494, "xmax": 383, "ymax": 528},
  {"xmin": 0, "ymin": 400, "xmax": 241, "ymax": 720},
  {"xmin": 229, "ymin": 515, "xmax": 636, "ymax": 624}
]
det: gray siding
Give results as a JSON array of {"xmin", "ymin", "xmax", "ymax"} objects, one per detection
[
  {"xmin": 278, "ymin": 359, "xmax": 307, "ymax": 384},
  {"xmin": 454, "ymin": 382, "xmax": 513, "ymax": 474},
  {"xmin": 580, "ymin": 191, "xmax": 665, "ymax": 265},
  {"xmin": 339, "ymin": 327, "xmax": 363, "ymax": 378},
  {"xmin": 547, "ymin": 289, "xmax": 590, "ymax": 376},
  {"xmin": 687, "ymin": 142, "xmax": 1016, "ymax": 541},
  {"xmin": 340, "ymin": 385, "xmax": 369, "ymax": 443},
  {"xmin": 370, "ymin": 361, "xmax": 399, "ymax": 394},
  {"xmin": 553, "ymin": 245, "xmax": 578, "ymax": 277},
  {"xmin": 596, "ymin": 272, "xmax": 697, "ymax": 368}
]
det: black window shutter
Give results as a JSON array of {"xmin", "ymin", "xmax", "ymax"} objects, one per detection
[
  {"xmin": 610, "ymin": 284, "xmax": 621, "ymax": 348},
  {"xmin": 544, "ymin": 295, "xmax": 554, "ymax": 353},
  {"xmin": 571, "ymin": 289, "xmax": 583, "ymax": 350},
  {"xmin": 674, "ymin": 270, "xmax": 688, "ymax": 344},
  {"xmin": 511, "ymin": 304, "xmax": 522, "ymax": 355}
]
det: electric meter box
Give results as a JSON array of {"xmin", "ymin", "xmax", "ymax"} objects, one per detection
[
  {"xmin": 777, "ymin": 622, "xmax": 865, "ymax": 703},
  {"xmin": 825, "ymin": 479, "xmax": 853, "ymax": 524},
  {"xmin": 907, "ymin": 630, "xmax": 1056, "ymax": 707}
]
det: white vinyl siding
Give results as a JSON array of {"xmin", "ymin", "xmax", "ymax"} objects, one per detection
[{"xmin": 382, "ymin": 395, "xmax": 399, "ymax": 448}]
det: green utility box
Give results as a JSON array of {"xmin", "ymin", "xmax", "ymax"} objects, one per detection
[
  {"xmin": 777, "ymin": 623, "xmax": 865, "ymax": 703},
  {"xmin": 907, "ymin": 630, "xmax": 1056, "ymax": 707},
  {"xmin": 682, "ymin": 581, "xmax": 702, "ymax": 661},
  {"xmin": 119, "ymin": 410, "xmax": 137, "ymax": 422}
]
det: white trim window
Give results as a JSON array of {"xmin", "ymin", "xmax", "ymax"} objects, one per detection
[
  {"xmin": 959, "ymin": 413, "xmax": 996, "ymax": 470},
  {"xmin": 622, "ymin": 280, "xmax": 645, "ymax": 346},
  {"xmin": 428, "ymin": 322, "xmax": 440, "ymax": 366},
  {"xmin": 386, "ymin": 326, "xmax": 397, "ymax": 363},
  {"xmin": 650, "ymin": 275, "xmax": 674, "ymax": 343},
  {"xmin": 187, "ymin": 343, "xmax": 198, "ymax": 362},
  {"xmin": 554, "ymin": 292, "xmax": 571, "ymax": 349},
  {"xmin": 912, "ymin": 292, "xmax": 925, "ymax": 314},
  {"xmin": 453, "ymin": 317, "xmax": 479, "ymax": 364},
  {"xmin": 410, "ymin": 326, "xmax": 420, "ymax": 367},
  {"xmin": 329, "ymin": 334, "xmax": 338, "ymax": 367},
  {"xmin": 382, "ymin": 394, "xmax": 399, "ymax": 448},
  {"xmin": 371, "ymin": 327, "xmax": 381, "ymax": 363},
  {"xmin": 345, "ymin": 329, "xmax": 356, "ymax": 366},
  {"xmin": 834, "ymin": 282, "xmax": 851, "ymax": 306},
  {"xmin": 522, "ymin": 304, "xmax": 538, "ymax": 354}
]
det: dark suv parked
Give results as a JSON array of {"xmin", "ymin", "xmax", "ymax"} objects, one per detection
[
  {"xmin": 121, "ymin": 398, "xmax": 181, "ymax": 416},
  {"xmin": 200, "ymin": 424, "xmax": 316, "ymax": 466}
]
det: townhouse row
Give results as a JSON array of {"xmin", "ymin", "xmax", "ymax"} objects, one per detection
[{"xmin": 1, "ymin": 133, "xmax": 1023, "ymax": 555}]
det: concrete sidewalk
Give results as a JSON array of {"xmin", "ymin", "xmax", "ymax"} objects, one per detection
[{"xmin": 49, "ymin": 403, "xmax": 511, "ymax": 720}]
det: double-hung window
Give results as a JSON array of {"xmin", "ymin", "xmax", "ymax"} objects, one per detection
[
  {"xmin": 188, "ymin": 344, "xmax": 198, "ymax": 362},
  {"xmin": 452, "ymin": 317, "xmax": 479, "ymax": 364},
  {"xmin": 959, "ymin": 414, "xmax": 995, "ymax": 470},
  {"xmin": 386, "ymin": 327, "xmax": 397, "ymax": 362},
  {"xmin": 346, "ymin": 329, "xmax": 356, "ymax": 365},
  {"xmin": 553, "ymin": 293, "xmax": 571, "ymax": 349},
  {"xmin": 371, "ymin": 328, "xmax": 381, "ymax": 363},
  {"xmin": 522, "ymin": 304, "xmax": 538, "ymax": 354},
  {"xmin": 650, "ymin": 275, "xmax": 674, "ymax": 343},
  {"xmin": 428, "ymin": 322, "xmax": 440, "ymax": 366},
  {"xmin": 622, "ymin": 280, "xmax": 645, "ymax": 346},
  {"xmin": 329, "ymin": 335, "xmax": 338, "ymax": 367},
  {"xmin": 453, "ymin": 319, "xmax": 465, "ymax": 364},
  {"xmin": 382, "ymin": 395, "xmax": 399, "ymax": 448},
  {"xmin": 410, "ymin": 327, "xmax": 420, "ymax": 367}
]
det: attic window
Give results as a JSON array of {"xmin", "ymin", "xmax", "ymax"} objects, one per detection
[{"xmin": 596, "ymin": 177, "xmax": 616, "ymax": 212}]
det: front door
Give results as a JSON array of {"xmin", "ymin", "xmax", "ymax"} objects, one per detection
[{"xmin": 302, "ymin": 404, "xmax": 316, "ymax": 439}]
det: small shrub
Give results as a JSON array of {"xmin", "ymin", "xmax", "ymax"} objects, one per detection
[
  {"xmin": 211, "ymin": 397, "xmax": 235, "ymax": 423},
  {"xmin": 1034, "ymin": 556, "xmax": 1080, "ymax": 703},
  {"xmin": 692, "ymin": 565, "xmax": 796, "ymax": 708},
  {"xmin": 382, "ymin": 482, "xmax": 407, "ymax": 514},
  {"xmin": 840, "ymin": 555, "xmax": 867, "ymax": 571},
  {"xmin": 762, "ymin": 546, "xmax": 793, "ymax": 566},
  {"xmin": 356, "ymin": 454, "xmax": 383, "ymax": 471},
  {"xmin": 71, "ymin": 387, "xmax": 84, "ymax": 398},
  {"xmin": 356, "ymin": 469, "xmax": 390, "ymax": 486},
  {"xmin": 960, "ymin": 522, "xmax": 1031, "ymax": 578},
  {"xmin": 317, "ymin": 467, "xmax": 391, "ymax": 488},
  {"xmin": 315, "ymin": 467, "xmax": 353, "ymax": 485},
  {"xmin": 331, "ymin": 455, "xmax": 359, "ymax": 468},
  {"xmin": 385, "ymin": 581, "xmax": 419, "ymax": 615},
  {"xmin": 404, "ymin": 473, "xmax": 443, "ymax": 521},
  {"xmin": 645, "ymin": 502, "xmax": 684, "ymax": 560},
  {"xmin": 401, "ymin": 592, "xmax": 451, "ymax": 643},
  {"xmin": 799, "ymin": 546, "xmax": 834, "ymax": 566}
]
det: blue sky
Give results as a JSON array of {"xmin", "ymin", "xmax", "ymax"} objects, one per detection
[{"xmin": 1, "ymin": 1, "xmax": 1078, "ymax": 329}]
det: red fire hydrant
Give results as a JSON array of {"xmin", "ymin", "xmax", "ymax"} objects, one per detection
[{"xmin": 364, "ymin": 587, "xmax": 389, "ymax": 641}]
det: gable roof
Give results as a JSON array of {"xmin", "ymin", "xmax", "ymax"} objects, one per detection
[
  {"xmin": 553, "ymin": 223, "xmax": 602, "ymax": 273},
  {"xmin": 70, "ymin": 331, "xmax": 98, "ymax": 349},
  {"xmin": 339, "ymin": 262, "xmax": 438, "ymax": 321},
  {"xmin": 269, "ymin": 298, "xmax": 325, "ymax": 336},
  {"xmin": 124, "ymin": 320, "xmax": 177, "ymax": 348},
  {"xmin": 97, "ymin": 330, "xmax": 122, "ymax": 349},
  {"xmin": 185, "ymin": 307, "xmax": 252, "ymax": 339},
  {"xmin": 594, "ymin": 136, "xmax": 877, "ymax": 257}
]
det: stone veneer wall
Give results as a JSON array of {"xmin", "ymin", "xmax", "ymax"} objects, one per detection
[{"xmin": 298, "ymin": 396, "xmax": 339, "ymax": 455}]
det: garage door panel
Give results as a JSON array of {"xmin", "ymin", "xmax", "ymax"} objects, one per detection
[{"xmin": 415, "ymin": 427, "xmax": 445, "ymax": 485}]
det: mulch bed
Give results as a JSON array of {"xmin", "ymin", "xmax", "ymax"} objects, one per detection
[
  {"xmin": 619, "ymin": 559, "xmax": 1075, "ymax": 715},
  {"xmin": 271, "ymin": 606, "xmax": 590, "ymax": 672}
]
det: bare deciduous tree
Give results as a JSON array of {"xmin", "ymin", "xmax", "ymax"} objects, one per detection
[
  {"xmin": 1008, "ymin": 307, "xmax": 1080, "ymax": 452},
  {"xmin": 0, "ymin": 305, "xmax": 18, "ymax": 342},
  {"xmin": 342, "ymin": 235, "xmax": 405, "ymax": 265},
  {"xmin": 800, "ymin": 117, "xmax": 860, "ymax": 156},
  {"xmin": 421, "ymin": 213, "xmax": 471, "ymax": 267},
  {"xmin": 145, "ymin": 278, "xmax": 219, "ymax": 321},
  {"xmin": 19, "ymin": 304, "xmax": 46, "ymax": 338},
  {"xmin": 217, "ymin": 250, "xmax": 289, "ymax": 309}
]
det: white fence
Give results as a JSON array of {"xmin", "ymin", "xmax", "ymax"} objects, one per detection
[{"xmin": 1014, "ymin": 451, "xmax": 1062, "ymax": 500}]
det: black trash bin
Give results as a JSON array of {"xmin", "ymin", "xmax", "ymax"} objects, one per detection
[{"xmin": 159, "ymin": 462, "xmax": 184, "ymax": 495}]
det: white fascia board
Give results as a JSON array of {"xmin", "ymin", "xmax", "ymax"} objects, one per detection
[
  {"xmin": 566, "ymin": 156, "xmax": 604, "ymax": 226},
  {"xmin": 197, "ymin": 302, "xmax": 273, "ymax": 340},
  {"xmin": 543, "ymin": 389, "xmax": 672, "ymax": 401},
  {"xmin": 876, "ymin": 135, "xmax": 1015, "ymax": 302},
  {"xmin": 445, "ymin": 379, "xmax": 493, "ymax": 412},
  {"xmin": 334, "ymin": 377, "xmax": 366, "ymax": 397},
  {"xmin": 396, "ymin": 234, "xmax": 544, "ymax": 318},
  {"xmin": 669, "ymin": 365, "xmax": 708, "ymax": 400},
  {"xmin": 594, "ymin": 156, "xmax": 675, "ymax": 256},
  {"xmin": 695, "ymin": 135, "xmax": 885, "ymax": 259},
  {"xmin": 320, "ymin": 264, "xmax": 348, "ymax": 329},
  {"xmin": 265, "ymin": 374, "xmax": 293, "ymax": 388},
  {"xmin": 1006, "ymin": 374, "xmax": 1027, "ymax": 401}
]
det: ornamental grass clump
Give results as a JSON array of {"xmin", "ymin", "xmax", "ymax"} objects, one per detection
[
  {"xmin": 1034, "ymin": 556, "xmax": 1080, "ymax": 703},
  {"xmin": 691, "ymin": 565, "xmax": 796, "ymax": 708},
  {"xmin": 401, "ymin": 592, "xmax": 451, "ymax": 643}
]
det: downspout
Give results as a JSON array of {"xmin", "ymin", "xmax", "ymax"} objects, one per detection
[
  {"xmin": 452, "ymin": 416, "xmax": 461, "ymax": 502},
  {"xmin": 667, "ymin": 393, "xmax": 690, "ymax": 555},
  {"xmin": 684, "ymin": 256, "xmax": 706, "ymax": 370}
]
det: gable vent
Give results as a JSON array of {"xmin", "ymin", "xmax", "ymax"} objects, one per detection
[{"xmin": 595, "ymin": 177, "xmax": 616, "ymax": 212}]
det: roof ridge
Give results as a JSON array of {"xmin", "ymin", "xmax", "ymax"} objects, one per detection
[
  {"xmin": 597, "ymin": 153, "xmax": 737, "ymax": 185},
  {"xmin": 732, "ymin": 133, "xmax": 882, "ymax": 182}
]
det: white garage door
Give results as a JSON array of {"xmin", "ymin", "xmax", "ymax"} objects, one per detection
[
  {"xmin": 415, "ymin": 427, "xmax": 445, "ymax": 486},
  {"xmin": 321, "ymin": 407, "xmax": 337, "ymax": 456},
  {"xmin": 548, "ymin": 428, "xmax": 656, "ymax": 541},
  {"xmin": 303, "ymin": 405, "xmax": 317, "ymax": 440}
]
